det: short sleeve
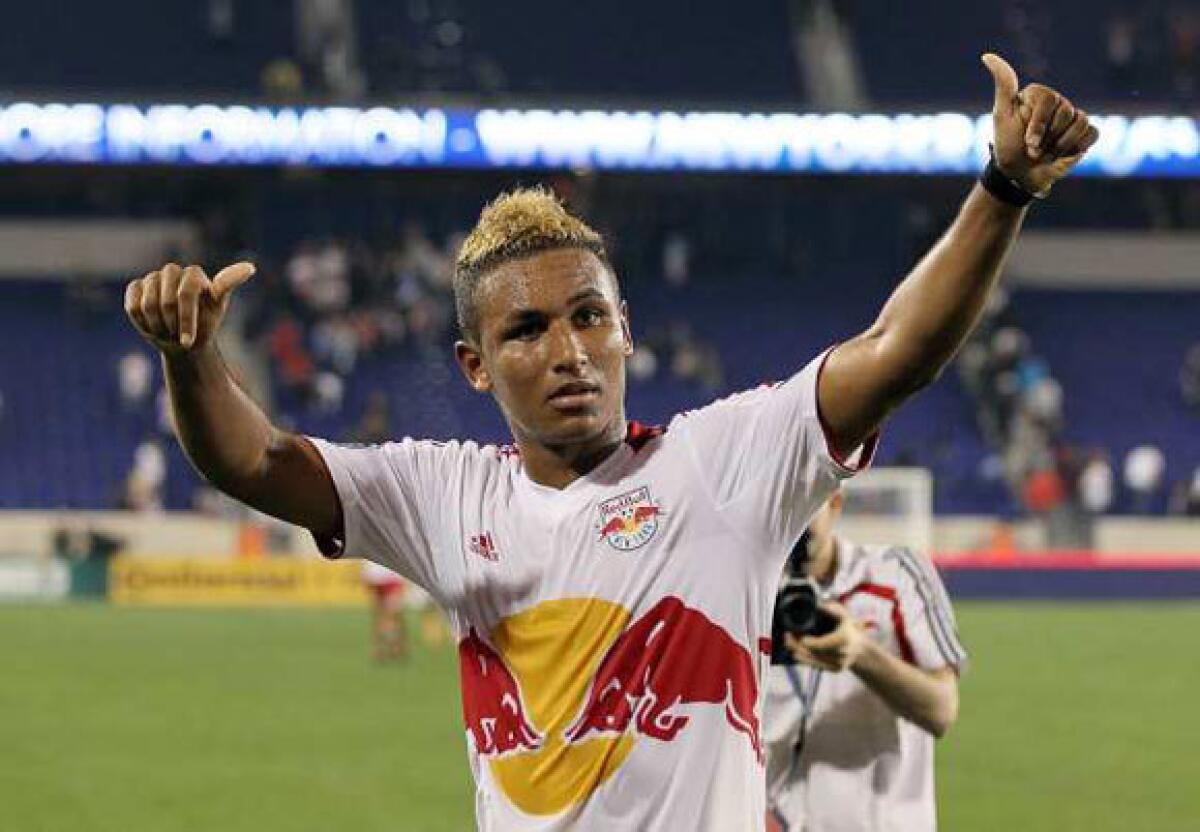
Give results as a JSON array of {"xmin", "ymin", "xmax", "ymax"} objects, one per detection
[
  {"xmin": 671, "ymin": 348, "xmax": 878, "ymax": 553},
  {"xmin": 305, "ymin": 436, "xmax": 452, "ymax": 594},
  {"xmin": 890, "ymin": 547, "xmax": 968, "ymax": 673}
]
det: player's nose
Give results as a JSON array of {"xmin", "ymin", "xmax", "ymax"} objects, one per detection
[{"xmin": 548, "ymin": 319, "xmax": 589, "ymax": 373}]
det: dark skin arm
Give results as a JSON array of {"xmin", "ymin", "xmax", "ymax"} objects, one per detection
[
  {"xmin": 125, "ymin": 262, "xmax": 340, "ymax": 536},
  {"xmin": 162, "ymin": 346, "xmax": 340, "ymax": 534},
  {"xmin": 818, "ymin": 53, "xmax": 1100, "ymax": 457}
]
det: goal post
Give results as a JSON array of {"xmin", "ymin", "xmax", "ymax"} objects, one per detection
[{"xmin": 835, "ymin": 467, "xmax": 934, "ymax": 556}]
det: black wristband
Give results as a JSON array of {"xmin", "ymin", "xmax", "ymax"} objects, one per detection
[{"xmin": 980, "ymin": 153, "xmax": 1039, "ymax": 207}]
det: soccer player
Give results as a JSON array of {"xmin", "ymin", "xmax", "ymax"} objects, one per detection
[
  {"xmin": 123, "ymin": 55, "xmax": 1095, "ymax": 830},
  {"xmin": 362, "ymin": 559, "xmax": 409, "ymax": 662},
  {"xmin": 764, "ymin": 491, "xmax": 965, "ymax": 832}
]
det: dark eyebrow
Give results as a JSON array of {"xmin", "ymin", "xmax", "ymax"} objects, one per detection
[
  {"xmin": 502, "ymin": 308, "xmax": 545, "ymax": 326},
  {"xmin": 567, "ymin": 288, "xmax": 608, "ymax": 305},
  {"xmin": 502, "ymin": 288, "xmax": 610, "ymax": 324}
]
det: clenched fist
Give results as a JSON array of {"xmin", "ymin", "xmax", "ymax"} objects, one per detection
[
  {"xmin": 982, "ymin": 52, "xmax": 1100, "ymax": 197},
  {"xmin": 124, "ymin": 262, "xmax": 255, "ymax": 353}
]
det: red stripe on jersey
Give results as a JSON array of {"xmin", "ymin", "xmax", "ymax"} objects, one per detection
[
  {"xmin": 499, "ymin": 423, "xmax": 661, "ymax": 457},
  {"xmin": 814, "ymin": 346, "xmax": 880, "ymax": 474},
  {"xmin": 838, "ymin": 582, "xmax": 916, "ymax": 665},
  {"xmin": 626, "ymin": 420, "xmax": 665, "ymax": 452}
]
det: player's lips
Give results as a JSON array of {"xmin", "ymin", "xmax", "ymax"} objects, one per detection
[{"xmin": 547, "ymin": 381, "xmax": 602, "ymax": 410}]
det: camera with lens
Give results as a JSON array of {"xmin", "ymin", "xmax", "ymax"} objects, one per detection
[{"xmin": 771, "ymin": 530, "xmax": 839, "ymax": 665}]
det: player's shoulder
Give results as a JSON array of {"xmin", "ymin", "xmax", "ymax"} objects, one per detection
[
  {"xmin": 671, "ymin": 382, "xmax": 783, "ymax": 422},
  {"xmin": 343, "ymin": 435, "xmax": 520, "ymax": 479},
  {"xmin": 872, "ymin": 544, "xmax": 953, "ymax": 599},
  {"xmin": 664, "ymin": 383, "xmax": 788, "ymax": 446},
  {"xmin": 667, "ymin": 355, "xmax": 826, "ymax": 432},
  {"xmin": 843, "ymin": 541, "xmax": 921, "ymax": 580}
]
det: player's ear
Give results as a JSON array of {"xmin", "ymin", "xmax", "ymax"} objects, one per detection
[
  {"xmin": 619, "ymin": 300, "xmax": 633, "ymax": 356},
  {"xmin": 455, "ymin": 339, "xmax": 492, "ymax": 393}
]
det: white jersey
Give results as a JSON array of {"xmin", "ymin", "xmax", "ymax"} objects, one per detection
[
  {"xmin": 309, "ymin": 351, "xmax": 876, "ymax": 831},
  {"xmin": 764, "ymin": 540, "xmax": 967, "ymax": 832}
]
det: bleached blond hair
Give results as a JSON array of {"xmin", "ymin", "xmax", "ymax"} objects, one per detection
[{"xmin": 453, "ymin": 187, "xmax": 612, "ymax": 341}]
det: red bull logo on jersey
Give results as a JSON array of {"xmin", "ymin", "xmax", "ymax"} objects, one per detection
[
  {"xmin": 456, "ymin": 595, "xmax": 763, "ymax": 816},
  {"xmin": 458, "ymin": 628, "xmax": 543, "ymax": 756},
  {"xmin": 596, "ymin": 486, "xmax": 662, "ymax": 551},
  {"xmin": 564, "ymin": 596, "xmax": 763, "ymax": 763}
]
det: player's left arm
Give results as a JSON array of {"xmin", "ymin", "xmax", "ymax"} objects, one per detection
[
  {"xmin": 818, "ymin": 53, "xmax": 1100, "ymax": 458},
  {"xmin": 786, "ymin": 603, "xmax": 960, "ymax": 738}
]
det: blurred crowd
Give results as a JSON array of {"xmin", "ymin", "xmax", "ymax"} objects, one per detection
[
  {"xmin": 254, "ymin": 224, "xmax": 459, "ymax": 414},
  {"xmin": 1104, "ymin": 4, "xmax": 1199, "ymax": 104},
  {"xmin": 957, "ymin": 291, "xmax": 1200, "ymax": 543}
]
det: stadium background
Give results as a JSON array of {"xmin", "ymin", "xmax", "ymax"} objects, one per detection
[{"xmin": 1, "ymin": 1, "xmax": 1198, "ymax": 829}]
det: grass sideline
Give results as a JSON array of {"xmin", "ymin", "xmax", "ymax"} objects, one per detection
[{"xmin": 2, "ymin": 603, "xmax": 1197, "ymax": 831}]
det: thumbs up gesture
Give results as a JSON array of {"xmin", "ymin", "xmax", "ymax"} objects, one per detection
[
  {"xmin": 981, "ymin": 52, "xmax": 1100, "ymax": 197},
  {"xmin": 124, "ymin": 261, "xmax": 256, "ymax": 353}
]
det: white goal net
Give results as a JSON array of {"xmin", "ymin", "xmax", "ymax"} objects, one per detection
[{"xmin": 835, "ymin": 467, "xmax": 933, "ymax": 555}]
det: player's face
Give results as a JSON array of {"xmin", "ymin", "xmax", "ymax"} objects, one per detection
[{"xmin": 456, "ymin": 248, "xmax": 633, "ymax": 451}]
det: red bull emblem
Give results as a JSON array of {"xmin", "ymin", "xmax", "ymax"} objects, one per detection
[
  {"xmin": 458, "ymin": 628, "xmax": 544, "ymax": 756},
  {"xmin": 596, "ymin": 486, "xmax": 662, "ymax": 551},
  {"xmin": 455, "ymin": 596, "xmax": 763, "ymax": 815},
  {"xmin": 564, "ymin": 596, "xmax": 763, "ymax": 762}
]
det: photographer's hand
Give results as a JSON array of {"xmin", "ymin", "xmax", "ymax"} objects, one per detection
[{"xmin": 785, "ymin": 602, "xmax": 866, "ymax": 672}]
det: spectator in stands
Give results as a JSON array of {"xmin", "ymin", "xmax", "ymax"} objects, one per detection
[
  {"xmin": 287, "ymin": 239, "xmax": 351, "ymax": 317},
  {"xmin": 121, "ymin": 439, "xmax": 167, "ymax": 511},
  {"xmin": 1105, "ymin": 13, "xmax": 1138, "ymax": 93},
  {"xmin": 349, "ymin": 391, "xmax": 392, "ymax": 445},
  {"xmin": 268, "ymin": 317, "xmax": 316, "ymax": 392},
  {"xmin": 1123, "ymin": 444, "xmax": 1166, "ymax": 514},
  {"xmin": 1166, "ymin": 466, "xmax": 1200, "ymax": 516},
  {"xmin": 118, "ymin": 351, "xmax": 153, "ymax": 411},
  {"xmin": 156, "ymin": 387, "xmax": 177, "ymax": 436},
  {"xmin": 662, "ymin": 231, "xmax": 691, "ymax": 287},
  {"xmin": 1022, "ymin": 463, "xmax": 1077, "ymax": 546},
  {"xmin": 1079, "ymin": 450, "xmax": 1115, "ymax": 516},
  {"xmin": 1183, "ymin": 469, "xmax": 1200, "ymax": 516},
  {"xmin": 627, "ymin": 344, "xmax": 659, "ymax": 383},
  {"xmin": 1180, "ymin": 343, "xmax": 1200, "ymax": 411},
  {"xmin": 312, "ymin": 314, "xmax": 361, "ymax": 374},
  {"xmin": 311, "ymin": 371, "xmax": 345, "ymax": 415},
  {"xmin": 398, "ymin": 221, "xmax": 451, "ymax": 292},
  {"xmin": 1167, "ymin": 5, "xmax": 1198, "ymax": 102},
  {"xmin": 261, "ymin": 57, "xmax": 305, "ymax": 100},
  {"xmin": 295, "ymin": 0, "xmax": 364, "ymax": 99}
]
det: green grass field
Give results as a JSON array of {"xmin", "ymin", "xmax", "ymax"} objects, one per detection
[{"xmin": 2, "ymin": 603, "xmax": 1198, "ymax": 831}]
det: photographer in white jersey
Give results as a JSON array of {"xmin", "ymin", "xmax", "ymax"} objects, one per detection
[{"xmin": 765, "ymin": 490, "xmax": 967, "ymax": 832}]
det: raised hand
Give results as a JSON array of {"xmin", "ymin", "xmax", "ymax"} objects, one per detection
[
  {"xmin": 124, "ymin": 262, "xmax": 255, "ymax": 353},
  {"xmin": 982, "ymin": 52, "xmax": 1100, "ymax": 197}
]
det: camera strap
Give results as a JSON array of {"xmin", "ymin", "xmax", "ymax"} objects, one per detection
[
  {"xmin": 784, "ymin": 664, "xmax": 822, "ymax": 772},
  {"xmin": 768, "ymin": 665, "xmax": 824, "ymax": 817}
]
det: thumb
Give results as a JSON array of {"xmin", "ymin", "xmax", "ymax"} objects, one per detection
[
  {"xmin": 210, "ymin": 261, "xmax": 256, "ymax": 300},
  {"xmin": 981, "ymin": 52, "xmax": 1019, "ymax": 115}
]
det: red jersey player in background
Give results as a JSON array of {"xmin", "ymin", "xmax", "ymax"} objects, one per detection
[{"xmin": 362, "ymin": 560, "xmax": 408, "ymax": 662}]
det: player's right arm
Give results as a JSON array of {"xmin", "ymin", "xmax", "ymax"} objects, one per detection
[{"xmin": 124, "ymin": 262, "xmax": 341, "ymax": 537}]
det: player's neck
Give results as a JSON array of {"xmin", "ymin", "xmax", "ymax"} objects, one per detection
[{"xmin": 516, "ymin": 419, "xmax": 628, "ymax": 490}]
